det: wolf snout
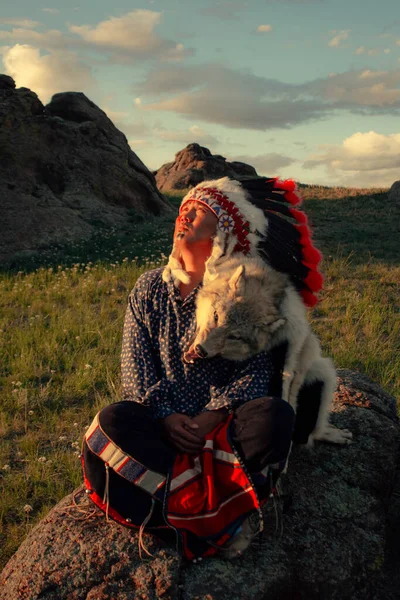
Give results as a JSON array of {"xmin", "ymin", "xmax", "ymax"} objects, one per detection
[
  {"xmin": 183, "ymin": 343, "xmax": 207, "ymax": 363},
  {"xmin": 195, "ymin": 344, "xmax": 208, "ymax": 358}
]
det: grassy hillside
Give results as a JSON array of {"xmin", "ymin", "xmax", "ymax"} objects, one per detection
[{"xmin": 0, "ymin": 185, "xmax": 399, "ymax": 568}]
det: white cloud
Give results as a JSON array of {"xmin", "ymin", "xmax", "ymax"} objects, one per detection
[
  {"xmin": 227, "ymin": 152, "xmax": 298, "ymax": 174},
  {"xmin": 0, "ymin": 27, "xmax": 71, "ymax": 51},
  {"xmin": 358, "ymin": 70, "xmax": 386, "ymax": 79},
  {"xmin": 140, "ymin": 64, "xmax": 329, "ymax": 130},
  {"xmin": 1, "ymin": 44, "xmax": 96, "ymax": 103},
  {"xmin": 303, "ymin": 131, "xmax": 400, "ymax": 186},
  {"xmin": 328, "ymin": 29, "xmax": 351, "ymax": 48},
  {"xmin": 102, "ymin": 107, "xmax": 150, "ymax": 138},
  {"xmin": 306, "ymin": 69, "xmax": 400, "ymax": 106},
  {"xmin": 0, "ymin": 19, "xmax": 40, "ymax": 29},
  {"xmin": 128, "ymin": 139, "xmax": 152, "ymax": 149},
  {"xmin": 155, "ymin": 125, "xmax": 219, "ymax": 146},
  {"xmin": 118, "ymin": 121, "xmax": 150, "ymax": 138},
  {"xmin": 257, "ymin": 25, "xmax": 272, "ymax": 33},
  {"xmin": 161, "ymin": 43, "xmax": 190, "ymax": 63},
  {"xmin": 103, "ymin": 108, "xmax": 130, "ymax": 122},
  {"xmin": 0, "ymin": 10, "xmax": 194, "ymax": 62},
  {"xmin": 42, "ymin": 8, "xmax": 60, "ymax": 14},
  {"xmin": 69, "ymin": 10, "xmax": 193, "ymax": 61},
  {"xmin": 70, "ymin": 10, "xmax": 162, "ymax": 51},
  {"xmin": 384, "ymin": 48, "xmax": 391, "ymax": 54},
  {"xmin": 138, "ymin": 64, "xmax": 400, "ymax": 131},
  {"xmin": 355, "ymin": 44, "xmax": 385, "ymax": 56}
]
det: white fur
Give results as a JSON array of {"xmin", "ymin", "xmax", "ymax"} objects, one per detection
[{"xmin": 193, "ymin": 256, "xmax": 352, "ymax": 450}]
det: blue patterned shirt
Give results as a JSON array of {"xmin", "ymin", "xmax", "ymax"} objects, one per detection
[{"xmin": 121, "ymin": 268, "xmax": 274, "ymax": 419}]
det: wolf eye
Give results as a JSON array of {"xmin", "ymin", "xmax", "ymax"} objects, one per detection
[{"xmin": 227, "ymin": 334, "xmax": 242, "ymax": 341}]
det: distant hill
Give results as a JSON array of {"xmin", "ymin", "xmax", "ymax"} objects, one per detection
[{"xmin": 154, "ymin": 143, "xmax": 258, "ymax": 192}]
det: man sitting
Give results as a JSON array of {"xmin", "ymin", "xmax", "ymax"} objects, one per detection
[{"xmin": 82, "ymin": 176, "xmax": 324, "ymax": 560}]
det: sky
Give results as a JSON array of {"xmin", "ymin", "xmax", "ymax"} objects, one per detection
[{"xmin": 1, "ymin": 0, "xmax": 400, "ymax": 187}]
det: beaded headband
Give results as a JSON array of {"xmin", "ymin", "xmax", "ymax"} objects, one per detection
[{"xmin": 180, "ymin": 186, "xmax": 251, "ymax": 254}]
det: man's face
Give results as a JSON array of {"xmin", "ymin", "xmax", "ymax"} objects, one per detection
[{"xmin": 174, "ymin": 201, "xmax": 218, "ymax": 247}]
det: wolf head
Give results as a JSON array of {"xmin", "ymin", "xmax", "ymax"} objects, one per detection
[{"xmin": 187, "ymin": 258, "xmax": 288, "ymax": 362}]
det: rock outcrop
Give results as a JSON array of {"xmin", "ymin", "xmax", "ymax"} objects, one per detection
[
  {"xmin": 155, "ymin": 143, "xmax": 258, "ymax": 192},
  {"xmin": 0, "ymin": 75, "xmax": 170, "ymax": 265},
  {"xmin": 1, "ymin": 370, "xmax": 399, "ymax": 600},
  {"xmin": 388, "ymin": 180, "xmax": 400, "ymax": 203}
]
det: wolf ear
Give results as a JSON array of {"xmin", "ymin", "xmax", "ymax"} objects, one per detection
[
  {"xmin": 269, "ymin": 317, "xmax": 286, "ymax": 333},
  {"xmin": 229, "ymin": 265, "xmax": 246, "ymax": 294}
]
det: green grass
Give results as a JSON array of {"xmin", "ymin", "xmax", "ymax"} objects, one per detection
[{"xmin": 0, "ymin": 186, "xmax": 399, "ymax": 568}]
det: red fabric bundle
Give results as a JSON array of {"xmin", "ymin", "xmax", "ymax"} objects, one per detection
[{"xmin": 167, "ymin": 417, "xmax": 261, "ymax": 559}]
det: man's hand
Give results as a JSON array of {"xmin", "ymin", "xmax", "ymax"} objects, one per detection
[
  {"xmin": 163, "ymin": 413, "xmax": 204, "ymax": 454},
  {"xmin": 190, "ymin": 410, "xmax": 228, "ymax": 439}
]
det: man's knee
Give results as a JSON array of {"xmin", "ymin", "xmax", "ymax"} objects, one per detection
[
  {"xmin": 100, "ymin": 400, "xmax": 151, "ymax": 425},
  {"xmin": 233, "ymin": 397, "xmax": 294, "ymax": 468},
  {"xmin": 235, "ymin": 396, "xmax": 294, "ymax": 427}
]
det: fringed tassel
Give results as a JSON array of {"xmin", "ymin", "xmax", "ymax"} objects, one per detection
[
  {"xmin": 270, "ymin": 471, "xmax": 280, "ymax": 535},
  {"xmin": 274, "ymin": 475, "xmax": 284, "ymax": 538},
  {"xmin": 138, "ymin": 498, "xmax": 156, "ymax": 559},
  {"xmin": 102, "ymin": 463, "xmax": 110, "ymax": 522}
]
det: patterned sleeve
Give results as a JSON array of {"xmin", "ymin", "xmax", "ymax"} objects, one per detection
[
  {"xmin": 205, "ymin": 351, "xmax": 274, "ymax": 412},
  {"xmin": 121, "ymin": 279, "xmax": 175, "ymax": 419}
]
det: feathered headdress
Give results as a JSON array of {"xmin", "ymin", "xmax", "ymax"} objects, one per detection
[{"xmin": 162, "ymin": 176, "xmax": 323, "ymax": 307}]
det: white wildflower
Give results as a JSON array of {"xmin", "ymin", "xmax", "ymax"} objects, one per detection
[
  {"xmin": 23, "ymin": 504, "xmax": 33, "ymax": 513},
  {"xmin": 37, "ymin": 456, "xmax": 46, "ymax": 463}
]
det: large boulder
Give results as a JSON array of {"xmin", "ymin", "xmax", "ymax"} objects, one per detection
[
  {"xmin": 154, "ymin": 143, "xmax": 258, "ymax": 192},
  {"xmin": 388, "ymin": 180, "xmax": 400, "ymax": 203},
  {"xmin": 0, "ymin": 76, "xmax": 170, "ymax": 265},
  {"xmin": 1, "ymin": 370, "xmax": 399, "ymax": 600}
]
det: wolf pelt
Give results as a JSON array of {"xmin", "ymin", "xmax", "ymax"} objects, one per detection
[{"xmin": 191, "ymin": 256, "xmax": 352, "ymax": 447}]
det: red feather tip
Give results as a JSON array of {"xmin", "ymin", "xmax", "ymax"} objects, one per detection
[
  {"xmin": 300, "ymin": 289, "xmax": 319, "ymax": 308},
  {"xmin": 295, "ymin": 224, "xmax": 311, "ymax": 244},
  {"xmin": 289, "ymin": 208, "xmax": 308, "ymax": 225},
  {"xmin": 302, "ymin": 245, "xmax": 322, "ymax": 265},
  {"xmin": 281, "ymin": 179, "xmax": 297, "ymax": 192},
  {"xmin": 304, "ymin": 269, "xmax": 324, "ymax": 292},
  {"xmin": 286, "ymin": 191, "xmax": 302, "ymax": 206}
]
